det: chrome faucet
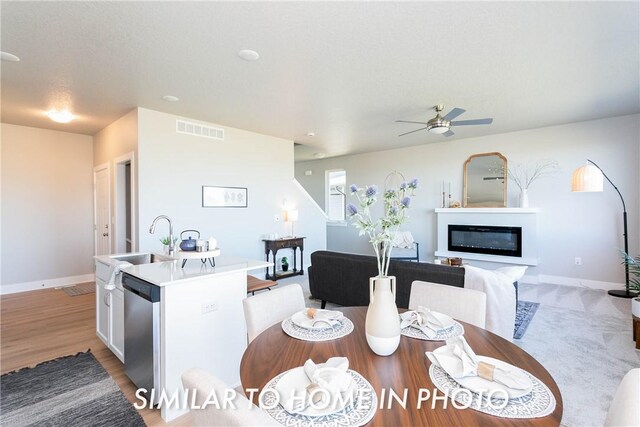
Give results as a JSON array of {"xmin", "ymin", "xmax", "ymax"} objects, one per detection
[{"xmin": 149, "ymin": 215, "xmax": 175, "ymax": 256}]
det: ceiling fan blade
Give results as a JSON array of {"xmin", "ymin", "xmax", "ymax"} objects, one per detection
[
  {"xmin": 443, "ymin": 130, "xmax": 455, "ymax": 137},
  {"xmin": 451, "ymin": 118, "xmax": 494, "ymax": 126},
  {"xmin": 399, "ymin": 127, "xmax": 428, "ymax": 137},
  {"xmin": 443, "ymin": 107, "xmax": 466, "ymax": 121},
  {"xmin": 396, "ymin": 120, "xmax": 429, "ymax": 125}
]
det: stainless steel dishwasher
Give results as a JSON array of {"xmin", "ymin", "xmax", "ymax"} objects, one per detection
[{"xmin": 122, "ymin": 272, "xmax": 161, "ymax": 404}]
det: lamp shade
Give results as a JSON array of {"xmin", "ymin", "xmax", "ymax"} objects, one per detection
[
  {"xmin": 571, "ymin": 164, "xmax": 604, "ymax": 192},
  {"xmin": 285, "ymin": 209, "xmax": 299, "ymax": 222}
]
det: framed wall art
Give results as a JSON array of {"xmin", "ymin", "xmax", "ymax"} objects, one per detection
[{"xmin": 202, "ymin": 186, "xmax": 248, "ymax": 208}]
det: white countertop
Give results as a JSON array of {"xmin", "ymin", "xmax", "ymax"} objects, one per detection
[{"xmin": 95, "ymin": 253, "xmax": 269, "ymax": 287}]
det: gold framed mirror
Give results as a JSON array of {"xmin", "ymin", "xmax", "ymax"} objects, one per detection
[{"xmin": 463, "ymin": 152, "xmax": 507, "ymax": 207}]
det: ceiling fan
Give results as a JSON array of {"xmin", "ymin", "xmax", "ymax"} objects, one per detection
[{"xmin": 396, "ymin": 105, "xmax": 493, "ymax": 137}]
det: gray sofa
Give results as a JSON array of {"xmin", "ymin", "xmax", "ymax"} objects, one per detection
[{"xmin": 308, "ymin": 251, "xmax": 465, "ymax": 309}]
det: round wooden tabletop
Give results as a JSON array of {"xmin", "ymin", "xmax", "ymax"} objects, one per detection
[{"xmin": 240, "ymin": 307, "xmax": 563, "ymax": 426}]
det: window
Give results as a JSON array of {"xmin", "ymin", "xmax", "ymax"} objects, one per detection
[{"xmin": 326, "ymin": 170, "xmax": 346, "ymax": 221}]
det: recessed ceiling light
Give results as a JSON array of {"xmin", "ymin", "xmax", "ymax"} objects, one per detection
[
  {"xmin": 162, "ymin": 95, "xmax": 179, "ymax": 102},
  {"xmin": 307, "ymin": 132, "xmax": 315, "ymax": 137},
  {"xmin": 0, "ymin": 51, "xmax": 20, "ymax": 62},
  {"xmin": 238, "ymin": 49, "xmax": 260, "ymax": 61},
  {"xmin": 313, "ymin": 153, "xmax": 326, "ymax": 159},
  {"xmin": 47, "ymin": 109, "xmax": 75, "ymax": 123}
]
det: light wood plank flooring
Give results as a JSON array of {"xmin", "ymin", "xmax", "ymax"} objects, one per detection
[{"xmin": 0, "ymin": 285, "xmax": 191, "ymax": 426}]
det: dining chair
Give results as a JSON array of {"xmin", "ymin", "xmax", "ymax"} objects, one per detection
[
  {"xmin": 181, "ymin": 367, "xmax": 279, "ymax": 426},
  {"xmin": 604, "ymin": 368, "xmax": 640, "ymax": 427},
  {"xmin": 243, "ymin": 283, "xmax": 305, "ymax": 343},
  {"xmin": 409, "ymin": 281, "xmax": 487, "ymax": 328}
]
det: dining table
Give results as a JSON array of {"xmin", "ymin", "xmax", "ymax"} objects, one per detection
[{"xmin": 240, "ymin": 306, "xmax": 563, "ymax": 426}]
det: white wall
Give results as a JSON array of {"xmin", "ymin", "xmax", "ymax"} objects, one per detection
[
  {"xmin": 295, "ymin": 114, "xmax": 640, "ymax": 288},
  {"xmin": 137, "ymin": 108, "xmax": 326, "ymax": 267},
  {"xmin": 1, "ymin": 123, "xmax": 94, "ymax": 291},
  {"xmin": 93, "ymin": 109, "xmax": 139, "ymax": 252}
]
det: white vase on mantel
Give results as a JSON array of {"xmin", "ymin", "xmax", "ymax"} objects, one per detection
[
  {"xmin": 519, "ymin": 188, "xmax": 529, "ymax": 208},
  {"xmin": 365, "ymin": 276, "xmax": 401, "ymax": 356}
]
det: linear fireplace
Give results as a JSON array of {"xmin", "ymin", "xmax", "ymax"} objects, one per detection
[{"xmin": 448, "ymin": 224, "xmax": 522, "ymax": 258}]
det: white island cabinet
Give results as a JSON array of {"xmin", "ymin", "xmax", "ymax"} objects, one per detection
[
  {"xmin": 96, "ymin": 254, "xmax": 269, "ymax": 422},
  {"xmin": 94, "ymin": 258, "xmax": 125, "ymax": 362}
]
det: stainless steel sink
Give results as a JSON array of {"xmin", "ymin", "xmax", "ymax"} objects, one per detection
[{"xmin": 110, "ymin": 253, "xmax": 174, "ymax": 265}]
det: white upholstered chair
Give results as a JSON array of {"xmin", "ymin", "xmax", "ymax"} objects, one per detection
[
  {"xmin": 181, "ymin": 368, "xmax": 278, "ymax": 426},
  {"xmin": 604, "ymin": 368, "xmax": 640, "ymax": 427},
  {"xmin": 243, "ymin": 283, "xmax": 306, "ymax": 343},
  {"xmin": 409, "ymin": 281, "xmax": 487, "ymax": 328}
]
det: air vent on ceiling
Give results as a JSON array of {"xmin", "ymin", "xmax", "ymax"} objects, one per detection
[{"xmin": 176, "ymin": 119, "xmax": 224, "ymax": 140}]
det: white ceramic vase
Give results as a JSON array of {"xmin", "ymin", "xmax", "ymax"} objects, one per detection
[
  {"xmin": 519, "ymin": 188, "xmax": 529, "ymax": 208},
  {"xmin": 365, "ymin": 276, "xmax": 401, "ymax": 356}
]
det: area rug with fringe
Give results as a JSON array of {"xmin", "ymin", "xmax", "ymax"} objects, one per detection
[
  {"xmin": 1, "ymin": 350, "xmax": 145, "ymax": 427},
  {"xmin": 514, "ymin": 300, "xmax": 540, "ymax": 339}
]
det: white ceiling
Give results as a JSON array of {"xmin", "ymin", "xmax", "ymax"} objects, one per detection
[{"xmin": 1, "ymin": 2, "xmax": 638, "ymax": 161}]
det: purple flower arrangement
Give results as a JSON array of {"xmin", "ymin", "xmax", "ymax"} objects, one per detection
[{"xmin": 346, "ymin": 177, "xmax": 418, "ymax": 277}]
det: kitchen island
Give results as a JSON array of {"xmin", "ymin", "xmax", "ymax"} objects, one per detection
[{"xmin": 95, "ymin": 254, "xmax": 269, "ymax": 422}]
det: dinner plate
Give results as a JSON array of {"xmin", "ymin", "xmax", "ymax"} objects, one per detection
[
  {"xmin": 276, "ymin": 366, "xmax": 358, "ymax": 416},
  {"xmin": 291, "ymin": 310, "xmax": 342, "ymax": 331},
  {"xmin": 453, "ymin": 356, "xmax": 533, "ymax": 399}
]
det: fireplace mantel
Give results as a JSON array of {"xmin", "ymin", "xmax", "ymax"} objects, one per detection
[{"xmin": 435, "ymin": 208, "xmax": 539, "ymax": 266}]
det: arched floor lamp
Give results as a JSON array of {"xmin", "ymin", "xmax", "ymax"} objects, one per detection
[{"xmin": 571, "ymin": 160, "xmax": 638, "ymax": 298}]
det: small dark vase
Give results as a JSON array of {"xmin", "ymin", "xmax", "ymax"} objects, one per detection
[{"xmin": 282, "ymin": 263, "xmax": 289, "ymax": 272}]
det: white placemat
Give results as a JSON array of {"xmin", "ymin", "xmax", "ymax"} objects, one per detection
[
  {"xmin": 261, "ymin": 369, "xmax": 377, "ymax": 427},
  {"xmin": 401, "ymin": 321, "xmax": 464, "ymax": 341},
  {"xmin": 281, "ymin": 317, "xmax": 354, "ymax": 341},
  {"xmin": 429, "ymin": 363, "xmax": 556, "ymax": 419}
]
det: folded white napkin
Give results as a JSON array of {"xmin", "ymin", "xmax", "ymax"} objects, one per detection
[
  {"xmin": 399, "ymin": 306, "xmax": 450, "ymax": 338},
  {"xmin": 297, "ymin": 309, "xmax": 344, "ymax": 329},
  {"xmin": 426, "ymin": 336, "xmax": 530, "ymax": 390},
  {"xmin": 276, "ymin": 357, "xmax": 351, "ymax": 414}
]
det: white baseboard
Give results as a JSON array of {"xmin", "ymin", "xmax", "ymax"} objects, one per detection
[
  {"xmin": 519, "ymin": 274, "xmax": 623, "ymax": 291},
  {"xmin": 1, "ymin": 273, "xmax": 96, "ymax": 295}
]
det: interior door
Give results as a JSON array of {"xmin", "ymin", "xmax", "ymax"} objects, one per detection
[{"xmin": 94, "ymin": 165, "xmax": 111, "ymax": 256}]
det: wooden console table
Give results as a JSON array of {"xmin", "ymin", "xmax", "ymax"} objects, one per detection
[{"xmin": 263, "ymin": 237, "xmax": 305, "ymax": 280}]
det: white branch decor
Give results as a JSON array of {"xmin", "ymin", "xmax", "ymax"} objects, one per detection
[
  {"xmin": 346, "ymin": 178, "xmax": 418, "ymax": 277},
  {"xmin": 507, "ymin": 159, "xmax": 560, "ymax": 191}
]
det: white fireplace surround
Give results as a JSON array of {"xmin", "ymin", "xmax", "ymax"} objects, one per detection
[{"xmin": 435, "ymin": 208, "xmax": 539, "ymax": 266}]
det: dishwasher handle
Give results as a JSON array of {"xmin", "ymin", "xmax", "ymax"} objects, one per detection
[{"xmin": 122, "ymin": 273, "xmax": 161, "ymax": 303}]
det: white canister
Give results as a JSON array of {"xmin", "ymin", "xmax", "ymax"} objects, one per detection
[{"xmin": 207, "ymin": 237, "xmax": 217, "ymax": 251}]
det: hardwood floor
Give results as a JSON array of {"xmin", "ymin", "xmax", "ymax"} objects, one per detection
[{"xmin": 0, "ymin": 285, "xmax": 191, "ymax": 426}]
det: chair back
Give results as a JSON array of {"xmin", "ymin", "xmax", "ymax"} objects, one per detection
[
  {"xmin": 243, "ymin": 283, "xmax": 305, "ymax": 342},
  {"xmin": 182, "ymin": 368, "xmax": 278, "ymax": 426},
  {"xmin": 409, "ymin": 281, "xmax": 486, "ymax": 328},
  {"xmin": 604, "ymin": 368, "xmax": 640, "ymax": 427}
]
